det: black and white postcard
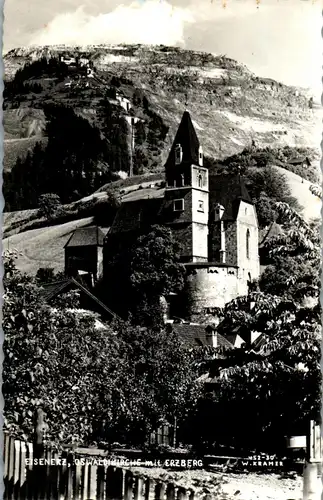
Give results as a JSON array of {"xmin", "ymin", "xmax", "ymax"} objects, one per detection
[{"xmin": 2, "ymin": 1, "xmax": 322, "ymax": 499}]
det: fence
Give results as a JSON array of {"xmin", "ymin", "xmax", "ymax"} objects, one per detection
[{"xmin": 3, "ymin": 433, "xmax": 198, "ymax": 500}]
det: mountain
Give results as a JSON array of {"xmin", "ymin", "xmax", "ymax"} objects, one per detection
[
  {"xmin": 3, "ymin": 44, "xmax": 321, "ymax": 274},
  {"xmin": 3, "ymin": 44, "xmax": 321, "ymax": 172}
]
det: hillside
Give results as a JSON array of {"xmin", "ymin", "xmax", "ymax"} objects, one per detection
[
  {"xmin": 3, "ymin": 43, "xmax": 321, "ymax": 275},
  {"xmin": 3, "ymin": 163, "xmax": 321, "ymax": 276},
  {"xmin": 273, "ymin": 166, "xmax": 321, "ymax": 222},
  {"xmin": 3, "ymin": 217, "xmax": 94, "ymax": 275},
  {"xmin": 3, "ymin": 44, "xmax": 321, "ymax": 173}
]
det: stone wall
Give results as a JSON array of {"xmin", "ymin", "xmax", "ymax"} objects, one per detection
[
  {"xmin": 170, "ymin": 223, "xmax": 192, "ymax": 259},
  {"xmin": 236, "ymin": 201, "xmax": 260, "ymax": 291},
  {"xmin": 192, "ymin": 223, "xmax": 208, "ymax": 261},
  {"xmin": 185, "ymin": 265, "xmax": 240, "ymax": 312},
  {"xmin": 224, "ymin": 221, "xmax": 238, "ymax": 265},
  {"xmin": 192, "ymin": 187, "xmax": 208, "ymax": 261}
]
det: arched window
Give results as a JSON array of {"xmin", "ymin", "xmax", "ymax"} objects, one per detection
[
  {"xmin": 175, "ymin": 144, "xmax": 182, "ymax": 165},
  {"xmin": 246, "ymin": 229, "xmax": 250, "ymax": 259},
  {"xmin": 178, "ymin": 173, "xmax": 184, "ymax": 187}
]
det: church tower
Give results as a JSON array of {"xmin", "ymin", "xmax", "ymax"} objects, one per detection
[{"xmin": 161, "ymin": 111, "xmax": 209, "ymax": 262}]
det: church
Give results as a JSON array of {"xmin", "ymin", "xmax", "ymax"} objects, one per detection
[{"xmin": 66, "ymin": 111, "xmax": 260, "ymax": 320}]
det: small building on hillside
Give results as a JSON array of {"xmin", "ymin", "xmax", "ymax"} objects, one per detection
[
  {"xmin": 288, "ymin": 156, "xmax": 311, "ymax": 168},
  {"xmin": 64, "ymin": 226, "xmax": 105, "ymax": 286},
  {"xmin": 116, "ymin": 93, "xmax": 132, "ymax": 113}
]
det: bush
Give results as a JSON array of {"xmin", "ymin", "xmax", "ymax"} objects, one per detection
[{"xmin": 38, "ymin": 193, "xmax": 61, "ymax": 219}]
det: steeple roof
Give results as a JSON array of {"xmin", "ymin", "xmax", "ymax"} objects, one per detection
[
  {"xmin": 165, "ymin": 111, "xmax": 201, "ymax": 168},
  {"xmin": 209, "ymin": 174, "xmax": 253, "ymax": 221}
]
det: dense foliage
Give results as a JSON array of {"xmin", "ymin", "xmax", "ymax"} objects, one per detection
[
  {"xmin": 206, "ymin": 151, "xmax": 304, "ymax": 227},
  {"xmin": 192, "ymin": 292, "xmax": 321, "ymax": 453},
  {"xmin": 190, "ymin": 201, "xmax": 321, "ymax": 453},
  {"xmin": 101, "ymin": 225, "xmax": 186, "ymax": 326},
  {"xmin": 206, "ymin": 145, "xmax": 319, "ymax": 183},
  {"xmin": 3, "ymin": 253, "xmax": 199, "ymax": 446},
  {"xmin": 4, "ymin": 104, "xmax": 110, "ymax": 209},
  {"xmin": 38, "ymin": 193, "xmax": 61, "ymax": 219},
  {"xmin": 4, "ymin": 57, "xmax": 69, "ymax": 101}
]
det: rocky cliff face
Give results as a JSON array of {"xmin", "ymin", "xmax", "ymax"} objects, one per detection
[{"xmin": 3, "ymin": 43, "xmax": 321, "ymax": 170}]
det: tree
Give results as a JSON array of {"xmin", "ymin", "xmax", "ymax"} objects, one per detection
[
  {"xmin": 191, "ymin": 291, "xmax": 321, "ymax": 453},
  {"xmin": 135, "ymin": 120, "xmax": 146, "ymax": 146},
  {"xmin": 38, "ymin": 193, "xmax": 61, "ymax": 219},
  {"xmin": 36, "ymin": 268, "xmax": 55, "ymax": 284},
  {"xmin": 102, "ymin": 225, "xmax": 186, "ymax": 326},
  {"xmin": 259, "ymin": 255, "xmax": 320, "ymax": 302},
  {"xmin": 190, "ymin": 202, "xmax": 321, "ymax": 453},
  {"xmin": 3, "ymin": 255, "xmax": 199, "ymax": 448},
  {"xmin": 100, "ymin": 321, "xmax": 201, "ymax": 446},
  {"xmin": 36, "ymin": 267, "xmax": 66, "ymax": 285}
]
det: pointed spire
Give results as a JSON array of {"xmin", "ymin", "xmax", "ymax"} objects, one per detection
[{"xmin": 165, "ymin": 111, "xmax": 201, "ymax": 168}]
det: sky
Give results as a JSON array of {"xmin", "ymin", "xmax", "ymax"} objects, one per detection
[{"xmin": 3, "ymin": 0, "xmax": 322, "ymax": 97}]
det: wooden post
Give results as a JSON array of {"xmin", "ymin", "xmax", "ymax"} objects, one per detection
[
  {"xmin": 25, "ymin": 442, "xmax": 33, "ymax": 500},
  {"xmin": 155, "ymin": 482, "xmax": 166, "ymax": 500},
  {"xmin": 177, "ymin": 487, "xmax": 189, "ymax": 500},
  {"xmin": 81, "ymin": 462, "xmax": 89, "ymax": 500},
  {"xmin": 4, "ymin": 432, "xmax": 10, "ymax": 484},
  {"xmin": 19, "ymin": 441, "xmax": 28, "ymax": 500},
  {"xmin": 13, "ymin": 440, "xmax": 21, "ymax": 500},
  {"xmin": 96, "ymin": 465, "xmax": 105, "ymax": 500},
  {"xmin": 303, "ymin": 420, "xmax": 322, "ymax": 500},
  {"xmin": 87, "ymin": 465, "xmax": 97, "ymax": 500},
  {"xmin": 66, "ymin": 453, "xmax": 74, "ymax": 500},
  {"xmin": 124, "ymin": 470, "xmax": 134, "ymax": 500},
  {"xmin": 105, "ymin": 466, "xmax": 116, "ymax": 500},
  {"xmin": 166, "ymin": 483, "xmax": 176, "ymax": 500},
  {"xmin": 59, "ymin": 450, "xmax": 68, "ymax": 500},
  {"xmin": 144, "ymin": 477, "xmax": 155, "ymax": 500},
  {"xmin": 7, "ymin": 435, "xmax": 15, "ymax": 500},
  {"xmin": 73, "ymin": 459, "xmax": 82, "ymax": 500},
  {"xmin": 133, "ymin": 475, "xmax": 144, "ymax": 500},
  {"xmin": 33, "ymin": 408, "xmax": 49, "ymax": 500}
]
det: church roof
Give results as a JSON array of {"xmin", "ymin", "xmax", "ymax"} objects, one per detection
[
  {"xmin": 172, "ymin": 323, "xmax": 233, "ymax": 349},
  {"xmin": 109, "ymin": 198, "xmax": 163, "ymax": 234},
  {"xmin": 64, "ymin": 226, "xmax": 105, "ymax": 248},
  {"xmin": 209, "ymin": 174, "xmax": 253, "ymax": 221},
  {"xmin": 165, "ymin": 111, "xmax": 201, "ymax": 168}
]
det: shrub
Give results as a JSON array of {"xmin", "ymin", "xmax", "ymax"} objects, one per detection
[{"xmin": 38, "ymin": 193, "xmax": 61, "ymax": 219}]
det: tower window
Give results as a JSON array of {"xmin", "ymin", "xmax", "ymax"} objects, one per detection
[
  {"xmin": 176, "ymin": 174, "xmax": 184, "ymax": 187},
  {"xmin": 198, "ymin": 200, "xmax": 204, "ymax": 212},
  {"xmin": 246, "ymin": 229, "xmax": 250, "ymax": 259},
  {"xmin": 175, "ymin": 144, "xmax": 183, "ymax": 165},
  {"xmin": 198, "ymin": 173, "xmax": 203, "ymax": 188},
  {"xmin": 198, "ymin": 146, "xmax": 203, "ymax": 166},
  {"xmin": 173, "ymin": 199, "xmax": 184, "ymax": 212}
]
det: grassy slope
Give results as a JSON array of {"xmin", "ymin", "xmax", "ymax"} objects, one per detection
[
  {"xmin": 274, "ymin": 166, "xmax": 321, "ymax": 222},
  {"xmin": 4, "ymin": 165, "xmax": 321, "ymax": 276},
  {"xmin": 3, "ymin": 217, "xmax": 93, "ymax": 275},
  {"xmin": 3, "ymin": 45, "xmax": 321, "ymax": 274}
]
